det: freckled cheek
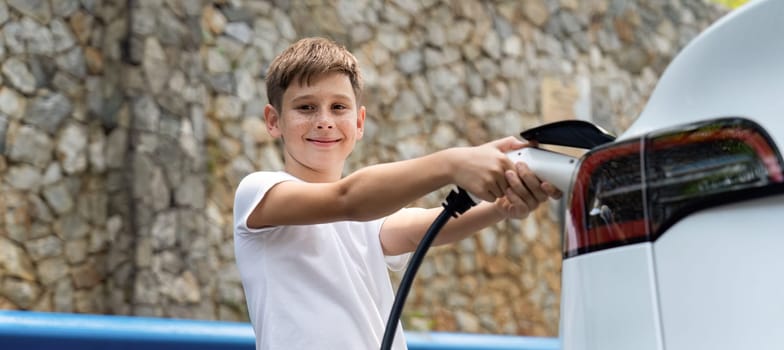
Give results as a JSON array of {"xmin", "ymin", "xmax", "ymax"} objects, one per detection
[
  {"xmin": 335, "ymin": 118, "xmax": 356, "ymax": 127},
  {"xmin": 285, "ymin": 120, "xmax": 314, "ymax": 132},
  {"xmin": 335, "ymin": 115, "xmax": 358, "ymax": 124}
]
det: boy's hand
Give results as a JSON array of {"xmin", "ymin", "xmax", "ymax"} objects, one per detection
[
  {"xmin": 494, "ymin": 162, "xmax": 563, "ymax": 219},
  {"xmin": 450, "ymin": 137, "xmax": 527, "ymax": 202}
]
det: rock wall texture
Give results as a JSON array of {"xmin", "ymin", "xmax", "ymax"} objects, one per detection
[{"xmin": 0, "ymin": 0, "xmax": 725, "ymax": 336}]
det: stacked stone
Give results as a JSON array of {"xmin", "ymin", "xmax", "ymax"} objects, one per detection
[
  {"xmin": 0, "ymin": 0, "xmax": 726, "ymax": 336},
  {"xmin": 197, "ymin": 0, "xmax": 288, "ymax": 321},
  {"xmin": 123, "ymin": 0, "xmax": 238, "ymax": 320},
  {"xmin": 0, "ymin": 0, "xmax": 132, "ymax": 314}
]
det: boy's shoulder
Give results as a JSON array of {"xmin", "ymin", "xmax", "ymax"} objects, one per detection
[
  {"xmin": 238, "ymin": 170, "xmax": 297, "ymax": 186},
  {"xmin": 234, "ymin": 170, "xmax": 298, "ymax": 200},
  {"xmin": 233, "ymin": 171, "xmax": 301, "ymax": 222}
]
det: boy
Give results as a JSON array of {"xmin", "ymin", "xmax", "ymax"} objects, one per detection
[{"xmin": 233, "ymin": 37, "xmax": 560, "ymax": 350}]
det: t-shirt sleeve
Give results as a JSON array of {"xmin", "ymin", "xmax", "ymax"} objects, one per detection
[
  {"xmin": 384, "ymin": 251, "xmax": 411, "ymax": 271},
  {"xmin": 233, "ymin": 171, "xmax": 297, "ymax": 235}
]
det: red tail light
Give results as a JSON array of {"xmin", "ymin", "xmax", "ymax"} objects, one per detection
[{"xmin": 564, "ymin": 118, "xmax": 784, "ymax": 258}]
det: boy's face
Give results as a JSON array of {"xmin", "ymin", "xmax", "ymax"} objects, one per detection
[{"xmin": 264, "ymin": 72, "xmax": 365, "ymax": 179}]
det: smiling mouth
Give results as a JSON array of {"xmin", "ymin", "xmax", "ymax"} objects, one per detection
[{"xmin": 306, "ymin": 138, "xmax": 341, "ymax": 144}]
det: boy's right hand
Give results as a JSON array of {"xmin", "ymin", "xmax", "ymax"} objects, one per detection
[{"xmin": 447, "ymin": 136, "xmax": 527, "ymax": 202}]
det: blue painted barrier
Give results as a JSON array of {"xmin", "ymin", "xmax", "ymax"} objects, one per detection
[
  {"xmin": 0, "ymin": 310, "xmax": 254, "ymax": 350},
  {"xmin": 406, "ymin": 332, "xmax": 560, "ymax": 350},
  {"xmin": 0, "ymin": 310, "xmax": 560, "ymax": 349}
]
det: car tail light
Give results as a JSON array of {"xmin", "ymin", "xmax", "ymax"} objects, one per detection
[{"xmin": 564, "ymin": 118, "xmax": 784, "ymax": 258}]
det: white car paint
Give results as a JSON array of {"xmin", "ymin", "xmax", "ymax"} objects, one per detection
[
  {"xmin": 559, "ymin": 244, "xmax": 662, "ymax": 350},
  {"xmin": 655, "ymin": 195, "xmax": 784, "ymax": 349},
  {"xmin": 559, "ymin": 0, "xmax": 784, "ymax": 349}
]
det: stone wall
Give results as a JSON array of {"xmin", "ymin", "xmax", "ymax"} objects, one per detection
[
  {"xmin": 0, "ymin": 0, "xmax": 133, "ymax": 315},
  {"xmin": 0, "ymin": 0, "xmax": 725, "ymax": 337}
]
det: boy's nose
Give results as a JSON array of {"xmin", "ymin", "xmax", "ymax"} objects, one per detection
[{"xmin": 315, "ymin": 113, "xmax": 334, "ymax": 129}]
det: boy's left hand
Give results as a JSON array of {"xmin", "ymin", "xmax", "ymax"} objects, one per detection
[{"xmin": 494, "ymin": 162, "xmax": 562, "ymax": 219}]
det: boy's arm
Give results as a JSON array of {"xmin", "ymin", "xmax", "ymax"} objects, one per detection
[
  {"xmin": 379, "ymin": 162, "xmax": 561, "ymax": 256},
  {"xmin": 246, "ymin": 137, "xmax": 526, "ymax": 228}
]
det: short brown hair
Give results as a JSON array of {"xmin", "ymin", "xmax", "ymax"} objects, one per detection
[{"xmin": 265, "ymin": 37, "xmax": 363, "ymax": 112}]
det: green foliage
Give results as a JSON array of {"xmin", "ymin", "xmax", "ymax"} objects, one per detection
[
  {"xmin": 402, "ymin": 310, "xmax": 436, "ymax": 331},
  {"xmin": 709, "ymin": 0, "xmax": 750, "ymax": 9}
]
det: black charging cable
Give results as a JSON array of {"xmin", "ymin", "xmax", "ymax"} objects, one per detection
[{"xmin": 379, "ymin": 187, "xmax": 478, "ymax": 350}]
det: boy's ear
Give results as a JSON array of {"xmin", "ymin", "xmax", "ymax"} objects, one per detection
[
  {"xmin": 356, "ymin": 105, "xmax": 366, "ymax": 140},
  {"xmin": 264, "ymin": 104, "xmax": 282, "ymax": 138}
]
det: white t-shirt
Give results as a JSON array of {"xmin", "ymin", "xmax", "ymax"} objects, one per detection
[{"xmin": 233, "ymin": 171, "xmax": 410, "ymax": 350}]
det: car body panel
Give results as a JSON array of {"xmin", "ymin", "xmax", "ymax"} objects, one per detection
[
  {"xmin": 559, "ymin": 244, "xmax": 662, "ymax": 350},
  {"xmin": 654, "ymin": 194, "xmax": 784, "ymax": 350}
]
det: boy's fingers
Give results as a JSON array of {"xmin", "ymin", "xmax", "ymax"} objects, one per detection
[
  {"xmin": 505, "ymin": 170, "xmax": 526, "ymax": 197},
  {"xmin": 490, "ymin": 136, "xmax": 527, "ymax": 152},
  {"xmin": 515, "ymin": 163, "xmax": 549, "ymax": 203},
  {"xmin": 504, "ymin": 188, "xmax": 529, "ymax": 216},
  {"xmin": 505, "ymin": 168, "xmax": 539, "ymax": 213},
  {"xmin": 504, "ymin": 187, "xmax": 525, "ymax": 207},
  {"xmin": 484, "ymin": 174, "xmax": 507, "ymax": 200},
  {"xmin": 542, "ymin": 182, "xmax": 563, "ymax": 199}
]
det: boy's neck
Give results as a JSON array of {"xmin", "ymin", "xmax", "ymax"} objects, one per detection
[{"xmin": 284, "ymin": 163, "xmax": 344, "ymax": 183}]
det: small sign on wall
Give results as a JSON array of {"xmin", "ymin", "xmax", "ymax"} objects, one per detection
[{"xmin": 540, "ymin": 76, "xmax": 591, "ymax": 123}]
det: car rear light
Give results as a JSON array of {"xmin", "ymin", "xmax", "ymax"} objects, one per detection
[{"xmin": 564, "ymin": 118, "xmax": 784, "ymax": 258}]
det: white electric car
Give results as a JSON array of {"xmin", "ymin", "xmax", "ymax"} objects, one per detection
[{"xmin": 557, "ymin": 0, "xmax": 784, "ymax": 349}]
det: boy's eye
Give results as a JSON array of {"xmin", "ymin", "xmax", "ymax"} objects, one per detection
[
  {"xmin": 296, "ymin": 105, "xmax": 315, "ymax": 111},
  {"xmin": 332, "ymin": 104, "xmax": 347, "ymax": 110}
]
